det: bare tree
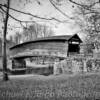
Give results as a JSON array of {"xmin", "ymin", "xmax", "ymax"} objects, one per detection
[
  {"xmin": 20, "ymin": 23, "xmax": 54, "ymax": 42},
  {"xmin": 2, "ymin": 0, "xmax": 10, "ymax": 81},
  {"xmin": 40, "ymin": 25, "xmax": 54, "ymax": 37},
  {"xmin": 14, "ymin": 32, "xmax": 22, "ymax": 44}
]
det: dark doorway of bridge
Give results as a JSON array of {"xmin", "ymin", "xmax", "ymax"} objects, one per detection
[{"xmin": 68, "ymin": 43, "xmax": 80, "ymax": 53}]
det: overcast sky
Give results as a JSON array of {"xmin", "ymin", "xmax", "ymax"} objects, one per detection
[{"xmin": 0, "ymin": 0, "xmax": 80, "ymax": 38}]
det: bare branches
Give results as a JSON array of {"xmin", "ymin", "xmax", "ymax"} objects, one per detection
[
  {"xmin": 71, "ymin": 0, "xmax": 100, "ymax": 39},
  {"xmin": 0, "ymin": 6, "xmax": 65, "ymax": 29},
  {"xmin": 0, "ymin": 9, "xmax": 5, "ymax": 19},
  {"xmin": 69, "ymin": 0, "xmax": 88, "ymax": 7},
  {"xmin": 0, "ymin": 3, "xmax": 68, "ymax": 23},
  {"xmin": 0, "ymin": 7, "xmax": 27, "ymax": 28},
  {"xmin": 69, "ymin": 0, "xmax": 100, "ymax": 13},
  {"xmin": 89, "ymin": 1, "xmax": 100, "ymax": 8},
  {"xmin": 49, "ymin": 0, "xmax": 74, "ymax": 19}
]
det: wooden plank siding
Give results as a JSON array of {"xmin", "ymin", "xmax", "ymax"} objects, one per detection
[
  {"xmin": 10, "ymin": 41, "xmax": 68, "ymax": 58},
  {"xmin": 10, "ymin": 34, "xmax": 82, "ymax": 56}
]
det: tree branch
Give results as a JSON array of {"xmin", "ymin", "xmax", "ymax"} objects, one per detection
[
  {"xmin": 0, "ymin": 7, "xmax": 29, "ymax": 28},
  {"xmin": 69, "ymin": 0, "xmax": 88, "ymax": 7},
  {"xmin": 88, "ymin": 1, "xmax": 99, "ymax": 8},
  {"xmin": 69, "ymin": 0, "xmax": 100, "ymax": 13},
  {"xmin": 49, "ymin": 0, "xmax": 74, "ymax": 19},
  {"xmin": 0, "ymin": 9, "xmax": 5, "ymax": 22},
  {"xmin": 0, "ymin": 3, "xmax": 68, "ymax": 23}
]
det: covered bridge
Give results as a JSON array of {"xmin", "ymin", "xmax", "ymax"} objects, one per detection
[{"xmin": 9, "ymin": 34, "xmax": 82, "ymax": 75}]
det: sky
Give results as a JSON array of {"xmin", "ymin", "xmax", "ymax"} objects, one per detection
[{"xmin": 0, "ymin": 0, "xmax": 81, "ymax": 39}]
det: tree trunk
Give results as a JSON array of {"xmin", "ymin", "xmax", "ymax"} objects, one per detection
[{"xmin": 2, "ymin": 0, "xmax": 10, "ymax": 81}]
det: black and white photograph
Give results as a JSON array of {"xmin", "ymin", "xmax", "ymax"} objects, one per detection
[{"xmin": 0, "ymin": 0, "xmax": 100, "ymax": 100}]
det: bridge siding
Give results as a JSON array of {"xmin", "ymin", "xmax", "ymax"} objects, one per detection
[{"xmin": 10, "ymin": 41, "xmax": 68, "ymax": 57}]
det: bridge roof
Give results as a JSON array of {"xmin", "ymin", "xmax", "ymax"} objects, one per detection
[{"xmin": 10, "ymin": 34, "xmax": 82, "ymax": 50}]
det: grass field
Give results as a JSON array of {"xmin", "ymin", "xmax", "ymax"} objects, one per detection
[{"xmin": 0, "ymin": 73, "xmax": 100, "ymax": 100}]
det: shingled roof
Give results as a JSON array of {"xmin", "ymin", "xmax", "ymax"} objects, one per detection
[{"xmin": 10, "ymin": 34, "xmax": 82, "ymax": 50}]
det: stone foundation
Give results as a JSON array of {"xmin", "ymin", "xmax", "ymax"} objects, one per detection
[{"xmin": 53, "ymin": 57, "xmax": 100, "ymax": 75}]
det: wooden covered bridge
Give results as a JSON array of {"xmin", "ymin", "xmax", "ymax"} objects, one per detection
[{"xmin": 9, "ymin": 34, "xmax": 82, "ymax": 75}]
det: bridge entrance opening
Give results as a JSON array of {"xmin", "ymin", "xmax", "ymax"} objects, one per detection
[{"xmin": 68, "ymin": 42, "xmax": 80, "ymax": 53}]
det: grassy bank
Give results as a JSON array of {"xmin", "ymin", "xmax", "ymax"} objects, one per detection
[{"xmin": 0, "ymin": 73, "xmax": 100, "ymax": 100}]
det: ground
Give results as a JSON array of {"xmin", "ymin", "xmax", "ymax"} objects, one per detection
[{"xmin": 0, "ymin": 73, "xmax": 100, "ymax": 100}]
